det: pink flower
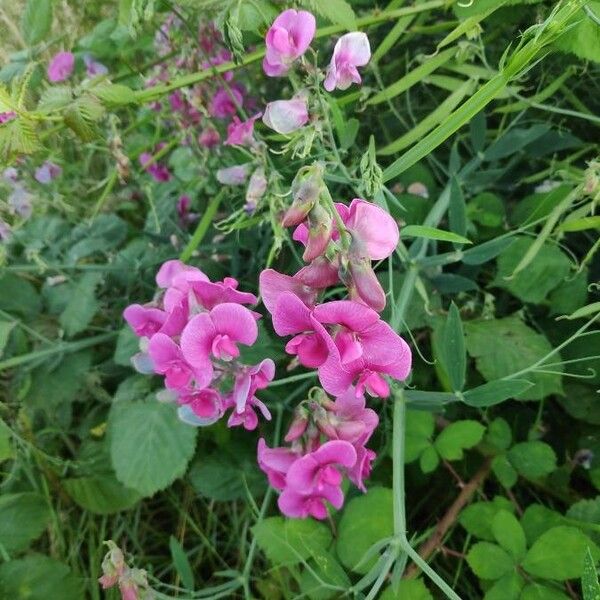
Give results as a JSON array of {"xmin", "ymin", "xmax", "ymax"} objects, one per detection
[
  {"xmin": 245, "ymin": 167, "xmax": 267, "ymax": 213},
  {"xmin": 156, "ymin": 260, "xmax": 206, "ymax": 289},
  {"xmin": 180, "ymin": 303, "xmax": 259, "ymax": 380},
  {"xmin": 148, "ymin": 333, "xmax": 208, "ymax": 390},
  {"xmin": 34, "ymin": 161, "xmax": 62, "ymax": 184},
  {"xmin": 139, "ymin": 152, "xmax": 171, "ymax": 182},
  {"xmin": 210, "ymin": 86, "xmax": 244, "ymax": 118},
  {"xmin": 48, "ymin": 51, "xmax": 75, "ymax": 83},
  {"xmin": 278, "ymin": 440, "xmax": 357, "ymax": 519},
  {"xmin": 217, "ymin": 164, "xmax": 249, "ymax": 185},
  {"xmin": 262, "ymin": 97, "xmax": 308, "ymax": 134},
  {"xmin": 225, "ymin": 114, "xmax": 261, "ymax": 146},
  {"xmin": 263, "ymin": 9, "xmax": 316, "ymax": 77},
  {"xmin": 259, "ymin": 268, "xmax": 317, "ymax": 315},
  {"xmin": 123, "ymin": 304, "xmax": 167, "ymax": 337},
  {"xmin": 84, "ymin": 54, "xmax": 108, "ymax": 77},
  {"xmin": 258, "ymin": 438, "xmax": 299, "ymax": 490},
  {"xmin": 198, "ymin": 127, "xmax": 220, "ymax": 148},
  {"xmin": 324, "ymin": 32, "xmax": 371, "ymax": 92},
  {"xmin": 314, "ymin": 300, "xmax": 412, "ymax": 398},
  {"xmin": 0, "ymin": 112, "xmax": 16, "ymax": 124},
  {"xmin": 177, "ymin": 388, "xmax": 224, "ymax": 426}
]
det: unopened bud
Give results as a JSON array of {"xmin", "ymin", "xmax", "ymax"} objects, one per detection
[
  {"xmin": 303, "ymin": 203, "xmax": 333, "ymax": 261},
  {"xmin": 348, "ymin": 256, "xmax": 386, "ymax": 312}
]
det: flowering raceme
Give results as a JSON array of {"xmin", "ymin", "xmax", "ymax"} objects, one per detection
[{"xmin": 123, "ymin": 260, "xmax": 273, "ymax": 431}]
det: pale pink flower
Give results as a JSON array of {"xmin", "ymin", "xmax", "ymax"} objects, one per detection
[
  {"xmin": 155, "ymin": 260, "xmax": 206, "ymax": 289},
  {"xmin": 217, "ymin": 164, "xmax": 249, "ymax": 185},
  {"xmin": 225, "ymin": 114, "xmax": 261, "ymax": 146},
  {"xmin": 263, "ymin": 9, "xmax": 316, "ymax": 77},
  {"xmin": 48, "ymin": 51, "xmax": 75, "ymax": 83},
  {"xmin": 262, "ymin": 97, "xmax": 308, "ymax": 134},
  {"xmin": 324, "ymin": 32, "xmax": 371, "ymax": 92},
  {"xmin": 35, "ymin": 161, "xmax": 62, "ymax": 184}
]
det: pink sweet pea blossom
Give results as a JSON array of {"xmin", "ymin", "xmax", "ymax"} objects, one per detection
[
  {"xmin": 225, "ymin": 114, "xmax": 261, "ymax": 146},
  {"xmin": 139, "ymin": 151, "xmax": 171, "ymax": 182},
  {"xmin": 177, "ymin": 388, "xmax": 224, "ymax": 426},
  {"xmin": 198, "ymin": 127, "xmax": 220, "ymax": 148},
  {"xmin": 324, "ymin": 32, "xmax": 371, "ymax": 92},
  {"xmin": 263, "ymin": 9, "xmax": 316, "ymax": 77},
  {"xmin": 210, "ymin": 85, "xmax": 244, "ymax": 118},
  {"xmin": 123, "ymin": 304, "xmax": 167, "ymax": 337},
  {"xmin": 259, "ymin": 268, "xmax": 317, "ymax": 315},
  {"xmin": 180, "ymin": 303, "xmax": 259, "ymax": 381},
  {"xmin": 156, "ymin": 260, "xmax": 206, "ymax": 288},
  {"xmin": 278, "ymin": 440, "xmax": 357, "ymax": 519},
  {"xmin": 48, "ymin": 51, "xmax": 75, "ymax": 83},
  {"xmin": 258, "ymin": 438, "xmax": 299, "ymax": 490},
  {"xmin": 34, "ymin": 161, "xmax": 62, "ymax": 184},
  {"xmin": 262, "ymin": 97, "xmax": 308, "ymax": 134}
]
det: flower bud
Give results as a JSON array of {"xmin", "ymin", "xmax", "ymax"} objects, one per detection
[
  {"xmin": 284, "ymin": 411, "xmax": 308, "ymax": 442},
  {"xmin": 245, "ymin": 167, "xmax": 268, "ymax": 213},
  {"xmin": 282, "ymin": 164, "xmax": 323, "ymax": 227},
  {"xmin": 348, "ymin": 256, "xmax": 386, "ymax": 312},
  {"xmin": 303, "ymin": 202, "xmax": 333, "ymax": 261},
  {"xmin": 217, "ymin": 164, "xmax": 249, "ymax": 185}
]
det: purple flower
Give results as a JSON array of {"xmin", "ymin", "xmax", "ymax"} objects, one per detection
[
  {"xmin": 139, "ymin": 151, "xmax": 171, "ymax": 182},
  {"xmin": 48, "ymin": 52, "xmax": 75, "ymax": 83},
  {"xmin": 210, "ymin": 85, "xmax": 244, "ymax": 119},
  {"xmin": 198, "ymin": 127, "xmax": 220, "ymax": 148},
  {"xmin": 324, "ymin": 33, "xmax": 371, "ymax": 92},
  {"xmin": 262, "ymin": 97, "xmax": 309, "ymax": 134},
  {"xmin": 0, "ymin": 112, "xmax": 16, "ymax": 124},
  {"xmin": 225, "ymin": 114, "xmax": 261, "ymax": 147},
  {"xmin": 8, "ymin": 185, "xmax": 32, "ymax": 218},
  {"xmin": 35, "ymin": 161, "xmax": 62, "ymax": 184},
  {"xmin": 263, "ymin": 9, "xmax": 316, "ymax": 77},
  {"xmin": 84, "ymin": 54, "xmax": 108, "ymax": 77}
]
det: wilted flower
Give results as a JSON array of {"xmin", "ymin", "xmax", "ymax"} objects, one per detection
[
  {"xmin": 263, "ymin": 9, "xmax": 316, "ymax": 77},
  {"xmin": 263, "ymin": 97, "xmax": 309, "ymax": 134},
  {"xmin": 324, "ymin": 32, "xmax": 371, "ymax": 92},
  {"xmin": 217, "ymin": 164, "xmax": 249, "ymax": 185},
  {"xmin": 8, "ymin": 185, "xmax": 32, "ymax": 218},
  {"xmin": 48, "ymin": 51, "xmax": 75, "ymax": 83}
]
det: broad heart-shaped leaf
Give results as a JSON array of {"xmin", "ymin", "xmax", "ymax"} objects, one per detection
[
  {"xmin": 0, "ymin": 493, "xmax": 50, "ymax": 552},
  {"xmin": 21, "ymin": 0, "xmax": 53, "ymax": 45},
  {"xmin": 0, "ymin": 555, "xmax": 82, "ymax": 600},
  {"xmin": 434, "ymin": 420, "xmax": 485, "ymax": 460},
  {"xmin": 555, "ymin": 1, "xmax": 600, "ymax": 63},
  {"xmin": 108, "ymin": 400, "xmax": 197, "ymax": 497},
  {"xmin": 252, "ymin": 517, "xmax": 332, "ymax": 567},
  {"xmin": 582, "ymin": 547, "xmax": 600, "ymax": 600},
  {"xmin": 459, "ymin": 497, "xmax": 515, "ymax": 541},
  {"xmin": 336, "ymin": 488, "xmax": 394, "ymax": 574},
  {"xmin": 464, "ymin": 315, "xmax": 563, "ymax": 400},
  {"xmin": 520, "ymin": 584, "xmax": 570, "ymax": 600},
  {"xmin": 380, "ymin": 579, "xmax": 433, "ymax": 599},
  {"xmin": 494, "ymin": 237, "xmax": 571, "ymax": 304},
  {"xmin": 62, "ymin": 475, "xmax": 141, "ymax": 514},
  {"xmin": 462, "ymin": 379, "xmax": 534, "ymax": 407},
  {"xmin": 440, "ymin": 302, "xmax": 466, "ymax": 391},
  {"xmin": 522, "ymin": 526, "xmax": 600, "ymax": 581},
  {"xmin": 507, "ymin": 441, "xmax": 556, "ymax": 479},
  {"xmin": 466, "ymin": 542, "xmax": 515, "ymax": 580},
  {"xmin": 492, "ymin": 509, "xmax": 526, "ymax": 561}
]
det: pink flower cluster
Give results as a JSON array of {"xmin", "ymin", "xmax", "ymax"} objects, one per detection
[
  {"xmin": 123, "ymin": 260, "xmax": 273, "ymax": 430},
  {"xmin": 258, "ymin": 387, "xmax": 378, "ymax": 519}
]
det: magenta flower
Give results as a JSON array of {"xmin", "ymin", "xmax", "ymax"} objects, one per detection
[
  {"xmin": 262, "ymin": 97, "xmax": 308, "ymax": 134},
  {"xmin": 123, "ymin": 304, "xmax": 167, "ymax": 337},
  {"xmin": 148, "ymin": 333, "xmax": 209, "ymax": 390},
  {"xmin": 324, "ymin": 32, "xmax": 371, "ymax": 92},
  {"xmin": 156, "ymin": 260, "xmax": 207, "ymax": 289},
  {"xmin": 210, "ymin": 86, "xmax": 244, "ymax": 119},
  {"xmin": 314, "ymin": 300, "xmax": 412, "ymax": 398},
  {"xmin": 34, "ymin": 161, "xmax": 62, "ymax": 184},
  {"xmin": 177, "ymin": 388, "xmax": 224, "ymax": 426},
  {"xmin": 259, "ymin": 268, "xmax": 317, "ymax": 315},
  {"xmin": 0, "ymin": 112, "xmax": 16, "ymax": 124},
  {"xmin": 47, "ymin": 51, "xmax": 75, "ymax": 83},
  {"xmin": 180, "ymin": 303, "xmax": 259, "ymax": 379},
  {"xmin": 278, "ymin": 440, "xmax": 357, "ymax": 519},
  {"xmin": 198, "ymin": 127, "xmax": 220, "ymax": 148},
  {"xmin": 225, "ymin": 114, "xmax": 261, "ymax": 146},
  {"xmin": 139, "ymin": 152, "xmax": 171, "ymax": 182},
  {"xmin": 258, "ymin": 438, "xmax": 299, "ymax": 490},
  {"xmin": 263, "ymin": 9, "xmax": 316, "ymax": 77}
]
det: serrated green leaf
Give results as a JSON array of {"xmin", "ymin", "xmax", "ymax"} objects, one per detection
[
  {"xmin": 63, "ymin": 476, "xmax": 141, "ymax": 514},
  {"xmin": 484, "ymin": 572, "xmax": 524, "ymax": 600},
  {"xmin": 109, "ymin": 400, "xmax": 197, "ymax": 497},
  {"xmin": 59, "ymin": 272, "xmax": 103, "ymax": 337},
  {"xmin": 492, "ymin": 509, "xmax": 526, "ymax": 561},
  {"xmin": 485, "ymin": 418, "xmax": 512, "ymax": 451},
  {"xmin": 420, "ymin": 445, "xmax": 440, "ymax": 473},
  {"xmin": 492, "ymin": 454, "xmax": 518, "ymax": 488},
  {"xmin": 459, "ymin": 497, "xmax": 515, "ymax": 541},
  {"xmin": 380, "ymin": 579, "xmax": 433, "ymax": 599},
  {"xmin": 582, "ymin": 546, "xmax": 600, "ymax": 600},
  {"xmin": 21, "ymin": 0, "xmax": 53, "ymax": 46},
  {"xmin": 507, "ymin": 441, "xmax": 556, "ymax": 479},
  {"xmin": 520, "ymin": 584, "xmax": 569, "ymax": 600},
  {"xmin": 555, "ymin": 2, "xmax": 600, "ymax": 63},
  {"xmin": 92, "ymin": 82, "xmax": 137, "ymax": 106},
  {"xmin": 434, "ymin": 420, "xmax": 485, "ymax": 460},
  {"xmin": 302, "ymin": 0, "xmax": 356, "ymax": 30},
  {"xmin": 37, "ymin": 86, "xmax": 73, "ymax": 112},
  {"xmin": 467, "ymin": 542, "xmax": 514, "ymax": 579},
  {"xmin": 404, "ymin": 410, "xmax": 435, "ymax": 463}
]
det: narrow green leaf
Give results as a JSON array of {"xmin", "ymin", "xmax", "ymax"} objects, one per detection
[
  {"xmin": 372, "ymin": 15, "xmax": 415, "ymax": 64},
  {"xmin": 368, "ymin": 47, "xmax": 457, "ymax": 105},
  {"xmin": 402, "ymin": 225, "xmax": 472, "ymax": 244},
  {"xmin": 169, "ymin": 536, "xmax": 195, "ymax": 591},
  {"xmin": 557, "ymin": 302, "xmax": 600, "ymax": 321},
  {"xmin": 582, "ymin": 547, "xmax": 600, "ymax": 600},
  {"xmin": 559, "ymin": 216, "xmax": 600, "ymax": 232},
  {"xmin": 442, "ymin": 302, "xmax": 466, "ymax": 391},
  {"xmin": 449, "ymin": 176, "xmax": 467, "ymax": 239},
  {"xmin": 462, "ymin": 379, "xmax": 534, "ymax": 407},
  {"xmin": 21, "ymin": 0, "xmax": 53, "ymax": 46}
]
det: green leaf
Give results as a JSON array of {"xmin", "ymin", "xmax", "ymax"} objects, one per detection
[
  {"xmin": 252, "ymin": 517, "xmax": 332, "ymax": 566},
  {"xmin": 336, "ymin": 488, "xmax": 393, "ymax": 573},
  {"xmin": 0, "ymin": 273, "xmax": 41, "ymax": 317},
  {"xmin": 420, "ymin": 445, "xmax": 440, "ymax": 473},
  {"xmin": 21, "ymin": 0, "xmax": 53, "ymax": 46},
  {"xmin": 522, "ymin": 526, "xmax": 600, "ymax": 581},
  {"xmin": 484, "ymin": 572, "xmax": 524, "ymax": 600},
  {"xmin": 401, "ymin": 225, "xmax": 472, "ymax": 245},
  {"xmin": 303, "ymin": 0, "xmax": 356, "ymax": 30},
  {"xmin": 582, "ymin": 547, "xmax": 600, "ymax": 600},
  {"xmin": 63, "ymin": 476, "xmax": 141, "ymax": 514},
  {"xmin": 507, "ymin": 441, "xmax": 556, "ymax": 479},
  {"xmin": 114, "ymin": 327, "xmax": 139, "ymax": 366},
  {"xmin": 37, "ymin": 86, "xmax": 73, "ymax": 112},
  {"xmin": 434, "ymin": 420, "xmax": 485, "ymax": 460},
  {"xmin": 0, "ymin": 556, "xmax": 82, "ymax": 600},
  {"xmin": 459, "ymin": 497, "xmax": 515, "ymax": 541},
  {"xmin": 466, "ymin": 542, "xmax": 515, "ymax": 579},
  {"xmin": 521, "ymin": 504, "xmax": 565, "ymax": 546},
  {"xmin": 0, "ymin": 418, "xmax": 14, "ymax": 462},
  {"xmin": 492, "ymin": 509, "xmax": 527, "ymax": 561},
  {"xmin": 449, "ymin": 177, "xmax": 467, "ymax": 239},
  {"xmin": 462, "ymin": 237, "xmax": 515, "ymax": 265},
  {"xmin": 485, "ymin": 418, "xmax": 512, "ymax": 451},
  {"xmin": 494, "ymin": 237, "xmax": 571, "ymax": 304},
  {"xmin": 0, "ymin": 493, "xmax": 50, "ymax": 552},
  {"xmin": 492, "ymin": 455, "xmax": 518, "ymax": 488},
  {"xmin": 0, "ymin": 319, "xmax": 16, "ymax": 358},
  {"xmin": 557, "ymin": 302, "xmax": 600, "ymax": 322},
  {"xmin": 59, "ymin": 272, "xmax": 103, "ymax": 337},
  {"xmin": 169, "ymin": 536, "xmax": 195, "ymax": 591},
  {"xmin": 520, "ymin": 584, "xmax": 570, "ymax": 600},
  {"xmin": 464, "ymin": 315, "xmax": 563, "ymax": 400},
  {"xmin": 405, "ymin": 390, "xmax": 457, "ymax": 410},
  {"xmin": 404, "ymin": 410, "xmax": 435, "ymax": 463},
  {"xmin": 440, "ymin": 302, "xmax": 466, "ymax": 391},
  {"xmin": 108, "ymin": 400, "xmax": 197, "ymax": 497},
  {"xmin": 92, "ymin": 82, "xmax": 136, "ymax": 105},
  {"xmin": 555, "ymin": 2, "xmax": 600, "ymax": 63},
  {"xmin": 380, "ymin": 579, "xmax": 434, "ymax": 599},
  {"xmin": 559, "ymin": 216, "xmax": 600, "ymax": 232},
  {"xmin": 462, "ymin": 379, "xmax": 534, "ymax": 407},
  {"xmin": 299, "ymin": 551, "xmax": 351, "ymax": 600}
]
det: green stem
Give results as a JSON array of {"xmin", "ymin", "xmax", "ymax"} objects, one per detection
[{"xmin": 179, "ymin": 190, "xmax": 226, "ymax": 262}]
